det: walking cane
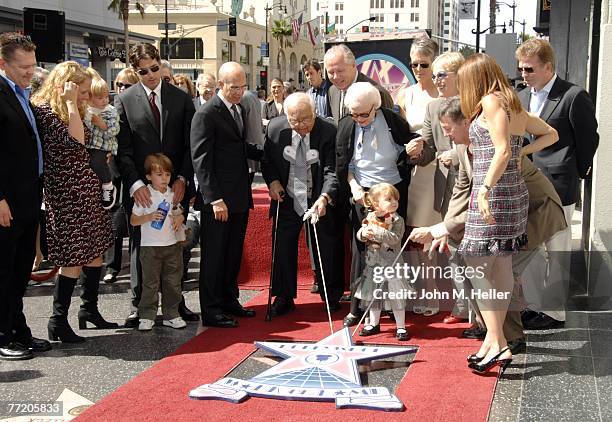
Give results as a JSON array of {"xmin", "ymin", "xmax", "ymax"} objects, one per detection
[
  {"xmin": 265, "ymin": 196, "xmax": 282, "ymax": 321},
  {"xmin": 351, "ymin": 235, "xmax": 412, "ymax": 337},
  {"xmin": 304, "ymin": 208, "xmax": 334, "ymax": 335}
]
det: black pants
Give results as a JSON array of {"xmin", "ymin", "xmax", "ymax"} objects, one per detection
[
  {"xmin": 199, "ymin": 211, "xmax": 249, "ymax": 317},
  {"xmin": 271, "ymin": 198, "xmax": 343, "ymax": 303},
  {"xmin": 0, "ymin": 217, "xmax": 37, "ymax": 346},
  {"xmin": 104, "ymin": 204, "xmax": 129, "ymax": 275}
]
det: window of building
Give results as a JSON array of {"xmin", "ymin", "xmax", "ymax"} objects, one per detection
[
  {"xmin": 445, "ymin": 11, "xmax": 450, "ymax": 16},
  {"xmin": 239, "ymin": 43, "xmax": 251, "ymax": 65},
  {"xmin": 316, "ymin": 2, "xmax": 319, "ymax": 11},
  {"xmin": 370, "ymin": 0, "xmax": 374, "ymax": 7},
  {"xmin": 221, "ymin": 39, "xmax": 232, "ymax": 62},
  {"xmin": 411, "ymin": 0, "xmax": 418, "ymax": 7},
  {"xmin": 445, "ymin": 20, "xmax": 449, "ymax": 25},
  {"xmin": 160, "ymin": 37, "xmax": 203, "ymax": 60},
  {"xmin": 335, "ymin": 2, "xmax": 344, "ymax": 11},
  {"xmin": 395, "ymin": 13, "xmax": 399, "ymax": 22}
]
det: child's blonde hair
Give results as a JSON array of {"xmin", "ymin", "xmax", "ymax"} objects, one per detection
[
  {"xmin": 144, "ymin": 153, "xmax": 173, "ymax": 175},
  {"xmin": 364, "ymin": 182, "xmax": 400, "ymax": 209},
  {"xmin": 86, "ymin": 68, "xmax": 109, "ymax": 98}
]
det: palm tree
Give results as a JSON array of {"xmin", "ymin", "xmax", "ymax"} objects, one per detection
[
  {"xmin": 271, "ymin": 19, "xmax": 293, "ymax": 50},
  {"xmin": 489, "ymin": 0, "xmax": 497, "ymax": 34},
  {"xmin": 108, "ymin": 0, "xmax": 145, "ymax": 63}
]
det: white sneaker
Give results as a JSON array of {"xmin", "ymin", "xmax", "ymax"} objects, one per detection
[
  {"xmin": 101, "ymin": 184, "xmax": 116, "ymax": 210},
  {"xmin": 138, "ymin": 319, "xmax": 155, "ymax": 331},
  {"xmin": 163, "ymin": 317, "xmax": 187, "ymax": 329}
]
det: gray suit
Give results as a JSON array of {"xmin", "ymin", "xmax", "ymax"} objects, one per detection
[{"xmin": 327, "ymin": 72, "xmax": 394, "ymax": 125}]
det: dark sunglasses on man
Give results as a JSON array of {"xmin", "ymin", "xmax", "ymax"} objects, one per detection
[
  {"xmin": 410, "ymin": 62, "xmax": 430, "ymax": 69},
  {"xmin": 136, "ymin": 64, "xmax": 160, "ymax": 76},
  {"xmin": 115, "ymin": 82, "xmax": 132, "ymax": 89},
  {"xmin": 517, "ymin": 66, "xmax": 535, "ymax": 74}
]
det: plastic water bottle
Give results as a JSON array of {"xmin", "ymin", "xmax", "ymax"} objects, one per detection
[{"xmin": 151, "ymin": 199, "xmax": 170, "ymax": 230}]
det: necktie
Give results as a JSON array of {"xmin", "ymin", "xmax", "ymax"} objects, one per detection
[
  {"xmin": 149, "ymin": 91, "xmax": 160, "ymax": 130},
  {"xmin": 339, "ymin": 90, "xmax": 348, "ymax": 118},
  {"xmin": 293, "ymin": 137, "xmax": 308, "ymax": 216},
  {"xmin": 357, "ymin": 125, "xmax": 370, "ymax": 151},
  {"xmin": 231, "ymin": 104, "xmax": 244, "ymax": 136}
]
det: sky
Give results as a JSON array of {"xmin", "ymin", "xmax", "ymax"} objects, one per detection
[{"xmin": 457, "ymin": 0, "xmax": 539, "ymax": 48}]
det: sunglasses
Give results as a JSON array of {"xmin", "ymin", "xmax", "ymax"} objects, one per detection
[
  {"xmin": 136, "ymin": 65, "xmax": 160, "ymax": 76},
  {"xmin": 350, "ymin": 105, "xmax": 374, "ymax": 119},
  {"xmin": 115, "ymin": 82, "xmax": 132, "ymax": 89},
  {"xmin": 517, "ymin": 66, "xmax": 535, "ymax": 74},
  {"xmin": 432, "ymin": 71, "xmax": 454, "ymax": 80},
  {"xmin": 410, "ymin": 62, "xmax": 430, "ymax": 69}
]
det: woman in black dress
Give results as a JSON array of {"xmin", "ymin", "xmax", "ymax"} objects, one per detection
[{"xmin": 32, "ymin": 61, "xmax": 116, "ymax": 343}]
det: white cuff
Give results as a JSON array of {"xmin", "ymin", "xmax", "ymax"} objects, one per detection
[
  {"xmin": 129, "ymin": 180, "xmax": 146, "ymax": 197},
  {"xmin": 211, "ymin": 199, "xmax": 223, "ymax": 205},
  {"xmin": 430, "ymin": 222, "xmax": 450, "ymax": 239}
]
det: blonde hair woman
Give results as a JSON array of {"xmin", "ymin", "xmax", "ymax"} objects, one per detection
[
  {"xmin": 32, "ymin": 61, "xmax": 116, "ymax": 343},
  {"xmin": 457, "ymin": 54, "xmax": 557, "ymax": 374}
]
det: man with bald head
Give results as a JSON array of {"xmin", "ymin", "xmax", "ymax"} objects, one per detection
[
  {"xmin": 261, "ymin": 93, "xmax": 342, "ymax": 316},
  {"xmin": 191, "ymin": 61, "xmax": 263, "ymax": 328}
]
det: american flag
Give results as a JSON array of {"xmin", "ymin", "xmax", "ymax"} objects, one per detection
[{"xmin": 292, "ymin": 14, "xmax": 303, "ymax": 44}]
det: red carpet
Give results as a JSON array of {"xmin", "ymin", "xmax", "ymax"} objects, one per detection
[
  {"xmin": 237, "ymin": 187, "xmax": 312, "ymax": 289},
  {"xmin": 77, "ymin": 289, "xmax": 499, "ymax": 422}
]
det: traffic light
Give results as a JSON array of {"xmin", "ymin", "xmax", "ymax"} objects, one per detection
[
  {"xmin": 228, "ymin": 17, "xmax": 237, "ymax": 36},
  {"xmin": 361, "ymin": 25, "xmax": 370, "ymax": 33},
  {"xmin": 260, "ymin": 70, "xmax": 268, "ymax": 91}
]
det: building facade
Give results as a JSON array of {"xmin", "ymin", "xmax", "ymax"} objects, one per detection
[
  {"xmin": 129, "ymin": 0, "xmax": 316, "ymax": 92},
  {"xmin": 0, "ymin": 0, "xmax": 153, "ymax": 83},
  {"xmin": 441, "ymin": 0, "xmax": 459, "ymax": 52}
]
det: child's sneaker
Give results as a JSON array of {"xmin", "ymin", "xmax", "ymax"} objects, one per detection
[
  {"xmin": 101, "ymin": 184, "xmax": 116, "ymax": 210},
  {"xmin": 163, "ymin": 317, "xmax": 187, "ymax": 329},
  {"xmin": 138, "ymin": 319, "xmax": 155, "ymax": 331}
]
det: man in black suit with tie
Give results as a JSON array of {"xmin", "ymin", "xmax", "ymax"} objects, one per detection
[
  {"xmin": 115, "ymin": 43, "xmax": 197, "ymax": 327},
  {"xmin": 191, "ymin": 62, "xmax": 262, "ymax": 328},
  {"xmin": 515, "ymin": 38, "xmax": 599, "ymax": 329},
  {"xmin": 261, "ymin": 93, "xmax": 342, "ymax": 315},
  {"xmin": 0, "ymin": 33, "xmax": 51, "ymax": 360}
]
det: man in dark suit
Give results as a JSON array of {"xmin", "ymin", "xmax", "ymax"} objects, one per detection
[
  {"xmin": 515, "ymin": 38, "xmax": 599, "ymax": 329},
  {"xmin": 191, "ymin": 61, "xmax": 263, "ymax": 328},
  {"xmin": 194, "ymin": 73, "xmax": 216, "ymax": 111},
  {"xmin": 261, "ymin": 93, "xmax": 342, "ymax": 315},
  {"xmin": 0, "ymin": 33, "xmax": 51, "ymax": 360},
  {"xmin": 115, "ymin": 43, "xmax": 197, "ymax": 327},
  {"xmin": 324, "ymin": 44, "xmax": 394, "ymax": 125}
]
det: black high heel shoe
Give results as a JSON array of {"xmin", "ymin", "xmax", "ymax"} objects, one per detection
[
  {"xmin": 467, "ymin": 354, "xmax": 484, "ymax": 364},
  {"xmin": 468, "ymin": 347, "xmax": 512, "ymax": 374},
  {"xmin": 78, "ymin": 310, "xmax": 119, "ymax": 329},
  {"xmin": 47, "ymin": 319, "xmax": 86, "ymax": 343}
]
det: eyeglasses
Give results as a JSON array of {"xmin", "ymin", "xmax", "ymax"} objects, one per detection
[
  {"xmin": 136, "ymin": 65, "xmax": 160, "ymax": 76},
  {"xmin": 410, "ymin": 62, "xmax": 430, "ymax": 69},
  {"xmin": 115, "ymin": 82, "xmax": 132, "ymax": 89},
  {"xmin": 228, "ymin": 84, "xmax": 248, "ymax": 93},
  {"xmin": 350, "ymin": 105, "xmax": 375, "ymax": 120},
  {"xmin": 517, "ymin": 66, "xmax": 535, "ymax": 74},
  {"xmin": 288, "ymin": 115, "xmax": 315, "ymax": 126},
  {"xmin": 432, "ymin": 71, "xmax": 454, "ymax": 81}
]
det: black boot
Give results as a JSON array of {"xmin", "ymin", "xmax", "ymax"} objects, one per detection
[
  {"xmin": 78, "ymin": 266, "xmax": 119, "ymax": 329},
  {"xmin": 48, "ymin": 275, "xmax": 86, "ymax": 343}
]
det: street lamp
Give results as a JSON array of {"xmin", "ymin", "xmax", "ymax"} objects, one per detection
[
  {"xmin": 345, "ymin": 16, "xmax": 377, "ymax": 34},
  {"xmin": 264, "ymin": 2, "xmax": 287, "ymax": 84},
  {"xmin": 509, "ymin": 19, "xmax": 527, "ymax": 43},
  {"xmin": 496, "ymin": 1, "xmax": 517, "ymax": 34}
]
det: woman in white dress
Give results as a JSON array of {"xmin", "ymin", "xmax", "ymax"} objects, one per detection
[{"xmin": 396, "ymin": 38, "xmax": 441, "ymax": 316}]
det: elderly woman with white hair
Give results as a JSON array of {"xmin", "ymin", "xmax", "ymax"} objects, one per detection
[{"xmin": 335, "ymin": 81, "xmax": 418, "ymax": 330}]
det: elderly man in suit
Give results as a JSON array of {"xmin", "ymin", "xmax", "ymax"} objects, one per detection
[
  {"xmin": 194, "ymin": 73, "xmax": 216, "ymax": 111},
  {"xmin": 515, "ymin": 38, "xmax": 599, "ymax": 329},
  {"xmin": 409, "ymin": 97, "xmax": 566, "ymax": 352},
  {"xmin": 0, "ymin": 33, "xmax": 52, "ymax": 360},
  {"xmin": 115, "ymin": 43, "xmax": 197, "ymax": 327},
  {"xmin": 336, "ymin": 82, "xmax": 418, "ymax": 327},
  {"xmin": 191, "ymin": 61, "xmax": 263, "ymax": 328},
  {"xmin": 324, "ymin": 44, "xmax": 394, "ymax": 125},
  {"xmin": 262, "ymin": 93, "xmax": 342, "ymax": 315}
]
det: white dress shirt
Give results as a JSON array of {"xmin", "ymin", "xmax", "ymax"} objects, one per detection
[{"xmin": 529, "ymin": 74, "xmax": 557, "ymax": 116}]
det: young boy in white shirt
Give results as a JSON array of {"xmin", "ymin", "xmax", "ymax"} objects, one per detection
[{"xmin": 130, "ymin": 153, "xmax": 186, "ymax": 331}]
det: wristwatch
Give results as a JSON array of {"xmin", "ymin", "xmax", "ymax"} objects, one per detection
[{"xmin": 481, "ymin": 184, "xmax": 492, "ymax": 192}]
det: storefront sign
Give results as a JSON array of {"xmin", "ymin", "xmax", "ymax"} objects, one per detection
[{"xmin": 96, "ymin": 46, "xmax": 126, "ymax": 60}]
